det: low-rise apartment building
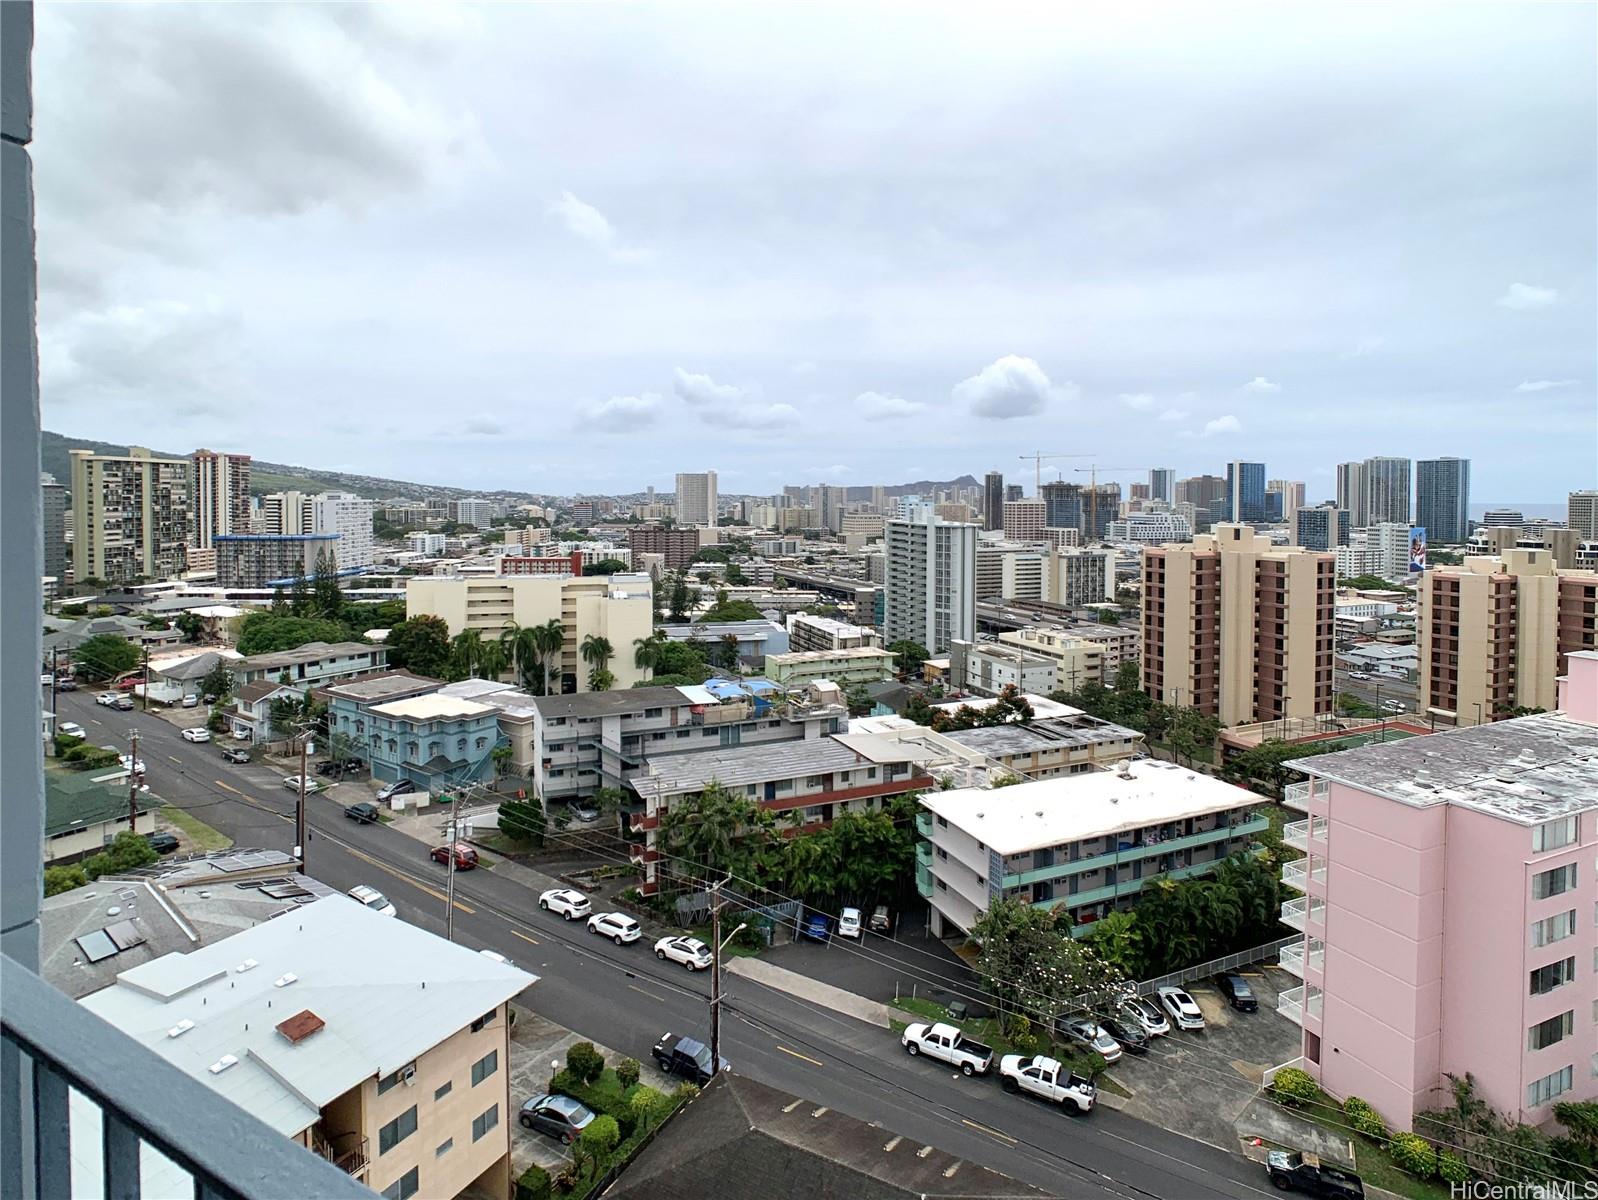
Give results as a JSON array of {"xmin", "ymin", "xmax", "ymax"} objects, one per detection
[
  {"xmin": 659, "ymin": 619, "xmax": 790, "ymax": 662},
  {"xmin": 80, "ymin": 897, "xmax": 536, "ymax": 1198},
  {"xmin": 629, "ymin": 732, "xmax": 934, "ymax": 891},
  {"xmin": 787, "ymin": 612, "xmax": 881, "ymax": 652},
  {"xmin": 361, "ymin": 693, "xmax": 504, "ymax": 792},
  {"xmin": 764, "ymin": 647, "xmax": 896, "ymax": 689},
  {"xmin": 915, "ymin": 761, "xmax": 1269, "ymax": 937},
  {"xmin": 1279, "ymin": 651, "xmax": 1598, "ymax": 1131},
  {"xmin": 948, "ymin": 640, "xmax": 1057, "ymax": 697},
  {"xmin": 216, "ymin": 533, "xmax": 339, "ymax": 588},
  {"xmin": 407, "ymin": 573, "xmax": 654, "ymax": 692},
  {"xmin": 236, "ymin": 641, "xmax": 390, "ymax": 690},
  {"xmin": 997, "ymin": 627, "xmax": 1106, "ymax": 690}
]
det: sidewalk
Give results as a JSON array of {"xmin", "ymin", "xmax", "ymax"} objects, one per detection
[{"xmin": 727, "ymin": 956, "xmax": 891, "ymax": 1027}]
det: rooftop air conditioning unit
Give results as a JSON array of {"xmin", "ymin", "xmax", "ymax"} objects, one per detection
[{"xmin": 400, "ymin": 1064, "xmax": 417, "ymax": 1086}]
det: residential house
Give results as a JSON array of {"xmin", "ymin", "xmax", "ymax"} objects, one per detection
[
  {"xmin": 948, "ymin": 640, "xmax": 1057, "ymax": 698},
  {"xmin": 229, "ymin": 681, "xmax": 313, "ymax": 744},
  {"xmin": 362, "ymin": 694, "xmax": 504, "ymax": 794},
  {"xmin": 234, "ymin": 642, "xmax": 389, "ymax": 691},
  {"xmin": 45, "ymin": 769, "xmax": 162, "ymax": 863}
]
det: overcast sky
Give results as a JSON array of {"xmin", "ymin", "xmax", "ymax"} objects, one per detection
[{"xmin": 33, "ymin": 4, "xmax": 1596, "ymax": 501}]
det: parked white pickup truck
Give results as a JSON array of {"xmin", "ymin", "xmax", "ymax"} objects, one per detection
[
  {"xmin": 900, "ymin": 1022, "xmax": 993, "ymax": 1076},
  {"xmin": 999, "ymin": 1054, "xmax": 1096, "ymax": 1112}
]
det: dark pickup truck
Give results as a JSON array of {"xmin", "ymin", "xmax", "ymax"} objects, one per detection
[
  {"xmin": 1266, "ymin": 1150, "xmax": 1364, "ymax": 1198},
  {"xmin": 651, "ymin": 1032, "xmax": 726, "ymax": 1085}
]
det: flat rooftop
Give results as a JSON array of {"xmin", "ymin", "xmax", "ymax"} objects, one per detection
[
  {"xmin": 1287, "ymin": 713, "xmax": 1598, "ymax": 824},
  {"xmin": 321, "ymin": 670, "xmax": 443, "ymax": 704},
  {"xmin": 371, "ymin": 693, "xmax": 498, "ymax": 721},
  {"xmin": 766, "ymin": 648, "xmax": 893, "ymax": 664},
  {"xmin": 919, "ymin": 760, "xmax": 1263, "ymax": 855},
  {"xmin": 943, "ymin": 716, "xmax": 1144, "ymax": 756},
  {"xmin": 635, "ymin": 735, "xmax": 920, "ymax": 794},
  {"xmin": 239, "ymin": 641, "xmax": 377, "ymax": 671},
  {"xmin": 532, "ymin": 685, "xmax": 695, "ymax": 720},
  {"xmin": 931, "ymin": 694, "xmax": 1083, "ymax": 721}
]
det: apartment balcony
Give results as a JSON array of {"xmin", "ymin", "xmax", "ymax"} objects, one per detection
[
  {"xmin": 1280, "ymin": 895, "xmax": 1326, "ymax": 932},
  {"xmin": 1, "ymin": 953, "xmax": 371, "ymax": 1200},
  {"xmin": 1277, "ymin": 984, "xmax": 1323, "ymax": 1024},
  {"xmin": 915, "ymin": 809, "xmax": 935, "ymax": 839},
  {"xmin": 915, "ymin": 841, "xmax": 933, "ymax": 868},
  {"xmin": 915, "ymin": 860, "xmax": 934, "ymax": 898},
  {"xmin": 1282, "ymin": 815, "xmax": 1328, "ymax": 852},
  {"xmin": 1283, "ymin": 779, "xmax": 1327, "ymax": 812},
  {"xmin": 1003, "ymin": 814, "xmax": 1271, "ymax": 889},
  {"xmin": 1278, "ymin": 938, "xmax": 1325, "ymax": 979},
  {"xmin": 1281, "ymin": 858, "xmax": 1326, "ymax": 892}
]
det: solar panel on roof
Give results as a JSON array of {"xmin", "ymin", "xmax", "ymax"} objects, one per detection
[
  {"xmin": 76, "ymin": 929, "xmax": 118, "ymax": 963},
  {"xmin": 261, "ymin": 882, "xmax": 313, "ymax": 900},
  {"xmin": 105, "ymin": 919, "xmax": 146, "ymax": 951}
]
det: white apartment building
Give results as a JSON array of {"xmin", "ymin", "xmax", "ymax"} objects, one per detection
[
  {"xmin": 1104, "ymin": 512, "xmax": 1194, "ymax": 544},
  {"xmin": 998, "ymin": 627, "xmax": 1107, "ymax": 689},
  {"xmin": 949, "ymin": 639, "xmax": 1057, "ymax": 697},
  {"xmin": 1042, "ymin": 547, "xmax": 1116, "ymax": 608},
  {"xmin": 915, "ymin": 760, "xmax": 1270, "ymax": 937},
  {"xmin": 976, "ymin": 543, "xmax": 1046, "ymax": 602},
  {"xmin": 1002, "ymin": 499, "xmax": 1047, "ymax": 542},
  {"xmin": 787, "ymin": 612, "xmax": 882, "ymax": 652},
  {"xmin": 674, "ymin": 471, "xmax": 718, "ymax": 527},
  {"xmin": 885, "ymin": 509, "xmax": 977, "ymax": 653},
  {"xmin": 407, "ymin": 533, "xmax": 447, "ymax": 557},
  {"xmin": 1570, "ymin": 491, "xmax": 1598, "ymax": 539},
  {"xmin": 406, "ymin": 572, "xmax": 654, "ymax": 692},
  {"xmin": 257, "ymin": 490, "xmax": 315, "ymax": 536},
  {"xmin": 1335, "ymin": 523, "xmax": 1413, "ymax": 581},
  {"xmin": 449, "ymin": 498, "xmax": 496, "ymax": 529},
  {"xmin": 312, "ymin": 493, "xmax": 377, "ymax": 570},
  {"xmin": 764, "ymin": 647, "xmax": 896, "ymax": 689}
]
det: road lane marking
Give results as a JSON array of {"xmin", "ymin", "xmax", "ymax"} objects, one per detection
[
  {"xmin": 510, "ymin": 930, "xmax": 540, "ymax": 947},
  {"xmin": 336, "ymin": 843, "xmax": 475, "ymax": 913},
  {"xmin": 959, "ymin": 1118, "xmax": 1017, "ymax": 1145},
  {"xmin": 627, "ymin": 984, "xmax": 668, "ymax": 1003},
  {"xmin": 776, "ymin": 1045, "xmax": 824, "ymax": 1068},
  {"xmin": 214, "ymin": 779, "xmax": 242, "ymax": 794},
  {"xmin": 782, "ymin": 1099, "xmax": 804, "ymax": 1113},
  {"xmin": 883, "ymin": 1136, "xmax": 902, "ymax": 1152},
  {"xmin": 168, "ymin": 754, "xmax": 182, "ymax": 764}
]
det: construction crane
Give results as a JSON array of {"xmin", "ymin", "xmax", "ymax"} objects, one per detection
[
  {"xmin": 1018, "ymin": 452, "xmax": 1097, "ymax": 495},
  {"xmin": 1073, "ymin": 465, "xmax": 1151, "ymax": 539}
]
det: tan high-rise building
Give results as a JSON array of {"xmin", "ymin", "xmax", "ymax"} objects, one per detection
[
  {"xmin": 1570, "ymin": 491, "xmax": 1598, "ymax": 539},
  {"xmin": 1141, "ymin": 524, "xmax": 1335, "ymax": 725},
  {"xmin": 70, "ymin": 447, "xmax": 191, "ymax": 585},
  {"xmin": 1001, "ymin": 498, "xmax": 1046, "ymax": 541},
  {"xmin": 1418, "ymin": 549, "xmax": 1598, "ymax": 725},
  {"xmin": 1267, "ymin": 479, "xmax": 1306, "ymax": 523},
  {"xmin": 674, "ymin": 471, "xmax": 718, "ymax": 527},
  {"xmin": 189, "ymin": 449, "xmax": 251, "ymax": 549}
]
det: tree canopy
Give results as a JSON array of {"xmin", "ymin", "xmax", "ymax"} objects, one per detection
[
  {"xmin": 385, "ymin": 616, "xmax": 452, "ymax": 678},
  {"xmin": 73, "ymin": 633, "xmax": 140, "ymax": 680},
  {"xmin": 887, "ymin": 640, "xmax": 930, "ymax": 676},
  {"xmin": 236, "ymin": 613, "xmax": 349, "ymax": 656}
]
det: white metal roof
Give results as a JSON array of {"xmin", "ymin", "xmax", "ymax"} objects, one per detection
[
  {"xmin": 80, "ymin": 897, "xmax": 536, "ymax": 1137},
  {"xmin": 370, "ymin": 693, "xmax": 498, "ymax": 721},
  {"xmin": 918, "ymin": 760, "xmax": 1263, "ymax": 855}
]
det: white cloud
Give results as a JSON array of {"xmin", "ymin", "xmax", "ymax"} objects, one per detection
[
  {"xmin": 806, "ymin": 464, "xmax": 851, "ymax": 477},
  {"xmin": 1202, "ymin": 414, "xmax": 1243, "ymax": 437},
  {"xmin": 1118, "ymin": 392, "xmax": 1155, "ymax": 410},
  {"xmin": 1241, "ymin": 376, "xmax": 1281, "ymax": 393},
  {"xmin": 856, "ymin": 390, "xmax": 926, "ymax": 421},
  {"xmin": 1514, "ymin": 379, "xmax": 1576, "ymax": 392},
  {"xmin": 579, "ymin": 392, "xmax": 663, "ymax": 431},
  {"xmin": 672, "ymin": 367, "xmax": 799, "ymax": 429},
  {"xmin": 953, "ymin": 355, "xmax": 1074, "ymax": 420},
  {"xmin": 1497, "ymin": 283, "xmax": 1558, "ymax": 310},
  {"xmin": 1158, "ymin": 408, "xmax": 1189, "ymax": 423},
  {"xmin": 549, "ymin": 190, "xmax": 651, "ymax": 263},
  {"xmin": 789, "ymin": 360, "xmax": 818, "ymax": 375}
]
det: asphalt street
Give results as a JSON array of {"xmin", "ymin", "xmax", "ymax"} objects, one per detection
[
  {"xmin": 56, "ymin": 689, "xmax": 1281, "ymax": 1200},
  {"xmin": 1333, "ymin": 668, "xmax": 1418, "ymax": 714}
]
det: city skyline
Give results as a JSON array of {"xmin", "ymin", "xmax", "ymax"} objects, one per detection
[{"xmin": 30, "ymin": 4, "xmax": 1594, "ymax": 498}]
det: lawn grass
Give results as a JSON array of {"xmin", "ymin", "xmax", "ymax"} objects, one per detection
[
  {"xmin": 551, "ymin": 1066, "xmax": 689, "ymax": 1200},
  {"xmin": 1267, "ymin": 1095, "xmax": 1454, "ymax": 1200},
  {"xmin": 685, "ymin": 925, "xmax": 764, "ymax": 958},
  {"xmin": 160, "ymin": 806, "xmax": 233, "ymax": 852}
]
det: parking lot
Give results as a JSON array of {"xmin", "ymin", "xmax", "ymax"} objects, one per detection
[{"xmin": 762, "ymin": 909, "xmax": 984, "ymax": 1009}]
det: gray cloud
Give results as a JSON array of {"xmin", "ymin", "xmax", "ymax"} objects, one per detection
[
  {"xmin": 856, "ymin": 391, "xmax": 926, "ymax": 421},
  {"xmin": 954, "ymin": 355, "xmax": 1075, "ymax": 420},
  {"xmin": 1497, "ymin": 283, "xmax": 1559, "ymax": 310},
  {"xmin": 673, "ymin": 368, "xmax": 799, "ymax": 429},
  {"xmin": 1515, "ymin": 379, "xmax": 1577, "ymax": 392},
  {"xmin": 579, "ymin": 392, "xmax": 665, "ymax": 430}
]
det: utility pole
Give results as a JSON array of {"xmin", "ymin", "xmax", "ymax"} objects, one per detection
[
  {"xmin": 445, "ymin": 787, "xmax": 463, "ymax": 943},
  {"xmin": 709, "ymin": 878, "xmax": 726, "ymax": 1076},
  {"xmin": 127, "ymin": 729, "xmax": 141, "ymax": 833},
  {"xmin": 140, "ymin": 645, "xmax": 150, "ymax": 712},
  {"xmin": 295, "ymin": 732, "xmax": 309, "ymax": 874},
  {"xmin": 49, "ymin": 646, "xmax": 58, "ymax": 719}
]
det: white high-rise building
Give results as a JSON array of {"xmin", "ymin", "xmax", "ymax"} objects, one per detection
[
  {"xmin": 310, "ymin": 492, "xmax": 376, "ymax": 569},
  {"xmin": 189, "ymin": 449, "xmax": 251, "ymax": 549},
  {"xmin": 1568, "ymin": 491, "xmax": 1598, "ymax": 539},
  {"xmin": 257, "ymin": 490, "xmax": 313, "ymax": 535},
  {"xmin": 1336, "ymin": 461, "xmax": 1368, "ymax": 528},
  {"xmin": 1363, "ymin": 457, "xmax": 1412, "ymax": 525},
  {"xmin": 449, "ymin": 498, "xmax": 496, "ymax": 529},
  {"xmin": 675, "ymin": 471, "xmax": 718, "ymax": 527},
  {"xmin": 885, "ymin": 509, "xmax": 977, "ymax": 653}
]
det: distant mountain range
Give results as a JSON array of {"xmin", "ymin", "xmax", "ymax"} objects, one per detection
[{"xmin": 40, "ymin": 431, "xmax": 537, "ymax": 502}]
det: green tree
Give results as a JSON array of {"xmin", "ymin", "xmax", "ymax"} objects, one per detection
[
  {"xmin": 386, "ymin": 616, "xmax": 452, "ymax": 678},
  {"xmin": 566, "ymin": 1041, "xmax": 605, "ymax": 1084},
  {"xmin": 575, "ymin": 1114, "xmax": 620, "ymax": 1179},
  {"xmin": 699, "ymin": 597, "xmax": 762, "ymax": 623},
  {"xmin": 1083, "ymin": 909, "xmax": 1145, "ymax": 977},
  {"xmin": 615, "ymin": 1057, "xmax": 641, "ymax": 1090},
  {"xmin": 844, "ymin": 682, "xmax": 873, "ymax": 717},
  {"xmin": 312, "ymin": 549, "xmax": 342, "ymax": 618},
  {"xmin": 45, "ymin": 864, "xmax": 89, "ymax": 896},
  {"xmin": 971, "ymin": 898, "xmax": 1126, "ymax": 1023},
  {"xmin": 82, "ymin": 831, "xmax": 158, "ymax": 880},
  {"xmin": 529, "ymin": 619, "xmax": 565, "ymax": 695},
  {"xmin": 580, "ymin": 634, "xmax": 615, "ymax": 690},
  {"xmin": 199, "ymin": 663, "xmax": 236, "ymax": 702},
  {"xmin": 72, "ymin": 634, "xmax": 140, "ymax": 681},
  {"xmin": 582, "ymin": 558, "xmax": 628, "ymax": 576},
  {"xmin": 887, "ymin": 640, "xmax": 930, "ymax": 676},
  {"xmin": 174, "ymin": 611, "xmax": 205, "ymax": 642},
  {"xmin": 235, "ymin": 613, "xmax": 349, "ymax": 656},
  {"xmin": 691, "ymin": 547, "xmax": 730, "ymax": 564},
  {"xmin": 633, "ymin": 630, "xmax": 668, "ymax": 673},
  {"xmin": 656, "ymin": 781, "xmax": 775, "ymax": 890},
  {"xmin": 629, "ymin": 1086, "xmax": 671, "ymax": 1133},
  {"xmin": 1221, "ymin": 740, "xmax": 1332, "ymax": 799},
  {"xmin": 490, "ymin": 743, "xmax": 514, "ymax": 778},
  {"xmin": 667, "ymin": 573, "xmax": 695, "ymax": 622},
  {"xmin": 498, "ymin": 799, "xmax": 546, "ymax": 846},
  {"xmin": 724, "ymin": 562, "xmax": 748, "ymax": 586},
  {"xmin": 450, "ymin": 629, "xmax": 485, "ymax": 680},
  {"xmin": 287, "ymin": 569, "xmax": 312, "ymax": 616}
]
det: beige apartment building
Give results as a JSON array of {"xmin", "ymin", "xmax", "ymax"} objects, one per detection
[
  {"xmin": 1418, "ymin": 548, "xmax": 1598, "ymax": 725},
  {"xmin": 80, "ymin": 898, "xmax": 535, "ymax": 1200},
  {"xmin": 407, "ymin": 572, "xmax": 654, "ymax": 691},
  {"xmin": 1142, "ymin": 524, "xmax": 1335, "ymax": 725},
  {"xmin": 998, "ymin": 627, "xmax": 1106, "ymax": 690},
  {"xmin": 189, "ymin": 449, "xmax": 252, "ymax": 550},
  {"xmin": 70, "ymin": 447, "xmax": 192, "ymax": 585}
]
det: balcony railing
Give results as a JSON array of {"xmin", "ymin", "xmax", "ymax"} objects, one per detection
[
  {"xmin": 1283, "ymin": 779, "xmax": 1327, "ymax": 812},
  {"xmin": 915, "ymin": 810, "xmax": 935, "ymax": 839},
  {"xmin": 1281, "ymin": 859, "xmax": 1326, "ymax": 892},
  {"xmin": 1280, "ymin": 895, "xmax": 1325, "ymax": 931},
  {"xmin": 2, "ymin": 953, "xmax": 371, "ymax": 1200},
  {"xmin": 1278, "ymin": 939, "xmax": 1324, "ymax": 978},
  {"xmin": 1003, "ymin": 814, "xmax": 1271, "ymax": 889},
  {"xmin": 915, "ymin": 861, "xmax": 934, "ymax": 898},
  {"xmin": 915, "ymin": 841, "xmax": 933, "ymax": 868},
  {"xmin": 1282, "ymin": 815, "xmax": 1329, "ymax": 852},
  {"xmin": 1277, "ymin": 984, "xmax": 1323, "ymax": 1024}
]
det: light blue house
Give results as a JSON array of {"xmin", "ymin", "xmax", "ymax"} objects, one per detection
[{"xmin": 359, "ymin": 692, "xmax": 502, "ymax": 793}]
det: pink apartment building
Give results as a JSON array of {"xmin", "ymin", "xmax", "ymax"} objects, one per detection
[{"xmin": 1279, "ymin": 649, "xmax": 1598, "ymax": 1130}]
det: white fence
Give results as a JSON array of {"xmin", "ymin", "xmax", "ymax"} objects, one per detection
[{"xmin": 1133, "ymin": 934, "xmax": 1300, "ymax": 997}]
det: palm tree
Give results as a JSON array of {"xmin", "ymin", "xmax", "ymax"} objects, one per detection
[
  {"xmin": 477, "ymin": 640, "xmax": 508, "ymax": 683},
  {"xmin": 529, "ymin": 619, "xmax": 565, "ymax": 695},
  {"xmin": 450, "ymin": 629, "xmax": 484, "ymax": 678},
  {"xmin": 579, "ymin": 634, "xmax": 614, "ymax": 690},
  {"xmin": 503, "ymin": 622, "xmax": 541, "ymax": 693},
  {"xmin": 498, "ymin": 621, "xmax": 523, "ymax": 680},
  {"xmin": 633, "ymin": 630, "xmax": 667, "ymax": 672}
]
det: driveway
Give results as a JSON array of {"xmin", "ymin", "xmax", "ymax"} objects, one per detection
[
  {"xmin": 762, "ymin": 908, "xmax": 987, "ymax": 1010},
  {"xmin": 1109, "ymin": 965, "xmax": 1304, "ymax": 1151}
]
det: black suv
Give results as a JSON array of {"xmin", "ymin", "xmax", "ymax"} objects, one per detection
[
  {"xmin": 144, "ymin": 831, "xmax": 179, "ymax": 854},
  {"xmin": 651, "ymin": 1032, "xmax": 725, "ymax": 1085},
  {"xmin": 1215, "ymin": 973, "xmax": 1259, "ymax": 1012}
]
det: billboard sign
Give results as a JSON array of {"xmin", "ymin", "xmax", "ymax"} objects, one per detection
[{"xmin": 1409, "ymin": 527, "xmax": 1427, "ymax": 573}]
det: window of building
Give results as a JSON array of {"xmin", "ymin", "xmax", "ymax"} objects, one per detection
[
  {"xmin": 435, "ymin": 1138, "xmax": 453, "ymax": 1158},
  {"xmin": 1533, "ymin": 818, "xmax": 1578, "ymax": 853},
  {"xmin": 1531, "ymin": 958, "xmax": 1577, "ymax": 996},
  {"xmin": 1529, "ymin": 1011, "xmax": 1575, "ymax": 1051},
  {"xmin": 1531, "ymin": 910, "xmax": 1577, "ymax": 948},
  {"xmin": 1527, "ymin": 1065, "xmax": 1574, "ymax": 1107},
  {"xmin": 377, "ymin": 1064, "xmax": 415, "ymax": 1095},
  {"xmin": 476, "ymin": 737, "xmax": 487, "ymax": 751},
  {"xmin": 381, "ymin": 1167, "xmax": 419, "ymax": 1200},
  {"xmin": 471, "ymin": 1009, "xmax": 495, "ymax": 1033},
  {"xmin": 1533, "ymin": 863, "xmax": 1579, "ymax": 900},
  {"xmin": 472, "ymin": 1104, "xmax": 499, "ymax": 1142},
  {"xmin": 434, "ymin": 1081, "xmax": 452, "ymax": 1101},
  {"xmin": 471, "ymin": 1049, "xmax": 498, "ymax": 1086},
  {"xmin": 805, "ymin": 775, "xmax": 826, "ymax": 788},
  {"xmin": 378, "ymin": 1105, "xmax": 417, "ymax": 1155}
]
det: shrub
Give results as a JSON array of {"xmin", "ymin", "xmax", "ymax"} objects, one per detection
[
  {"xmin": 1388, "ymin": 1133, "xmax": 1438, "ymax": 1178},
  {"xmin": 1342, "ymin": 1096, "xmax": 1376, "ymax": 1120},
  {"xmin": 566, "ymin": 1041, "xmax": 605, "ymax": 1085},
  {"xmin": 1271, "ymin": 1067, "xmax": 1321, "ymax": 1107},
  {"xmin": 44, "ymin": 864, "xmax": 88, "ymax": 896},
  {"xmin": 616, "ymin": 1057, "xmax": 640, "ymax": 1090},
  {"xmin": 1437, "ymin": 1151, "xmax": 1469, "ymax": 1185},
  {"xmin": 576, "ymin": 1114, "xmax": 620, "ymax": 1179},
  {"xmin": 1351, "ymin": 1109, "xmax": 1388, "ymax": 1140},
  {"xmin": 53, "ymin": 732, "xmax": 85, "ymax": 753},
  {"xmin": 672, "ymin": 1082, "xmax": 700, "ymax": 1104},
  {"xmin": 206, "ymin": 707, "xmax": 229, "ymax": 733},
  {"xmin": 548, "ymin": 1068, "xmax": 580, "ymax": 1096},
  {"xmin": 629, "ymin": 1085, "xmax": 670, "ymax": 1133},
  {"xmin": 515, "ymin": 1164, "xmax": 552, "ymax": 1200},
  {"xmin": 82, "ymin": 831, "xmax": 158, "ymax": 881}
]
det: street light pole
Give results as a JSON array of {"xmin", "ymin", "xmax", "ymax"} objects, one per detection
[
  {"xmin": 709, "ymin": 878, "xmax": 737, "ymax": 1078},
  {"xmin": 445, "ymin": 787, "xmax": 463, "ymax": 943}
]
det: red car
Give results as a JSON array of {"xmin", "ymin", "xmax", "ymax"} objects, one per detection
[
  {"xmin": 430, "ymin": 842, "xmax": 478, "ymax": 870},
  {"xmin": 115, "ymin": 676, "xmax": 146, "ymax": 691}
]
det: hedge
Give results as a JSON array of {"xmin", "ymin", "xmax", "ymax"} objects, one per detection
[
  {"xmin": 1387, "ymin": 1132, "xmax": 1438, "ymax": 1178},
  {"xmin": 1437, "ymin": 1151, "xmax": 1468, "ymax": 1185},
  {"xmin": 515, "ymin": 1164, "xmax": 551, "ymax": 1200},
  {"xmin": 1271, "ymin": 1067, "xmax": 1321, "ymax": 1107}
]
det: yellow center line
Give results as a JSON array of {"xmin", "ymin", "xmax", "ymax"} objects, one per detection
[
  {"xmin": 337, "ymin": 843, "xmax": 475, "ymax": 914},
  {"xmin": 775, "ymin": 1045, "xmax": 824, "ymax": 1068},
  {"xmin": 168, "ymin": 754, "xmax": 183, "ymax": 764},
  {"xmin": 510, "ymin": 930, "xmax": 540, "ymax": 946},
  {"xmin": 960, "ymin": 1118, "xmax": 1017, "ymax": 1145},
  {"xmin": 213, "ymin": 779, "xmax": 242, "ymax": 794}
]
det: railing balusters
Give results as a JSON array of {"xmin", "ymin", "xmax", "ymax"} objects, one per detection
[
  {"xmin": 31, "ymin": 1058, "xmax": 71, "ymax": 1200},
  {"xmin": 102, "ymin": 1109, "xmax": 142, "ymax": 1200}
]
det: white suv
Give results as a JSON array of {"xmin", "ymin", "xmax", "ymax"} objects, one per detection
[
  {"xmin": 587, "ymin": 912, "xmax": 641, "ymax": 945},
  {"xmin": 838, "ymin": 907, "xmax": 863, "ymax": 939},
  {"xmin": 539, "ymin": 888, "xmax": 591, "ymax": 920},
  {"xmin": 653, "ymin": 935, "xmax": 712, "ymax": 971},
  {"xmin": 1156, "ymin": 986, "xmax": 1206, "ymax": 1032},
  {"xmin": 348, "ymin": 885, "xmax": 397, "ymax": 917}
]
